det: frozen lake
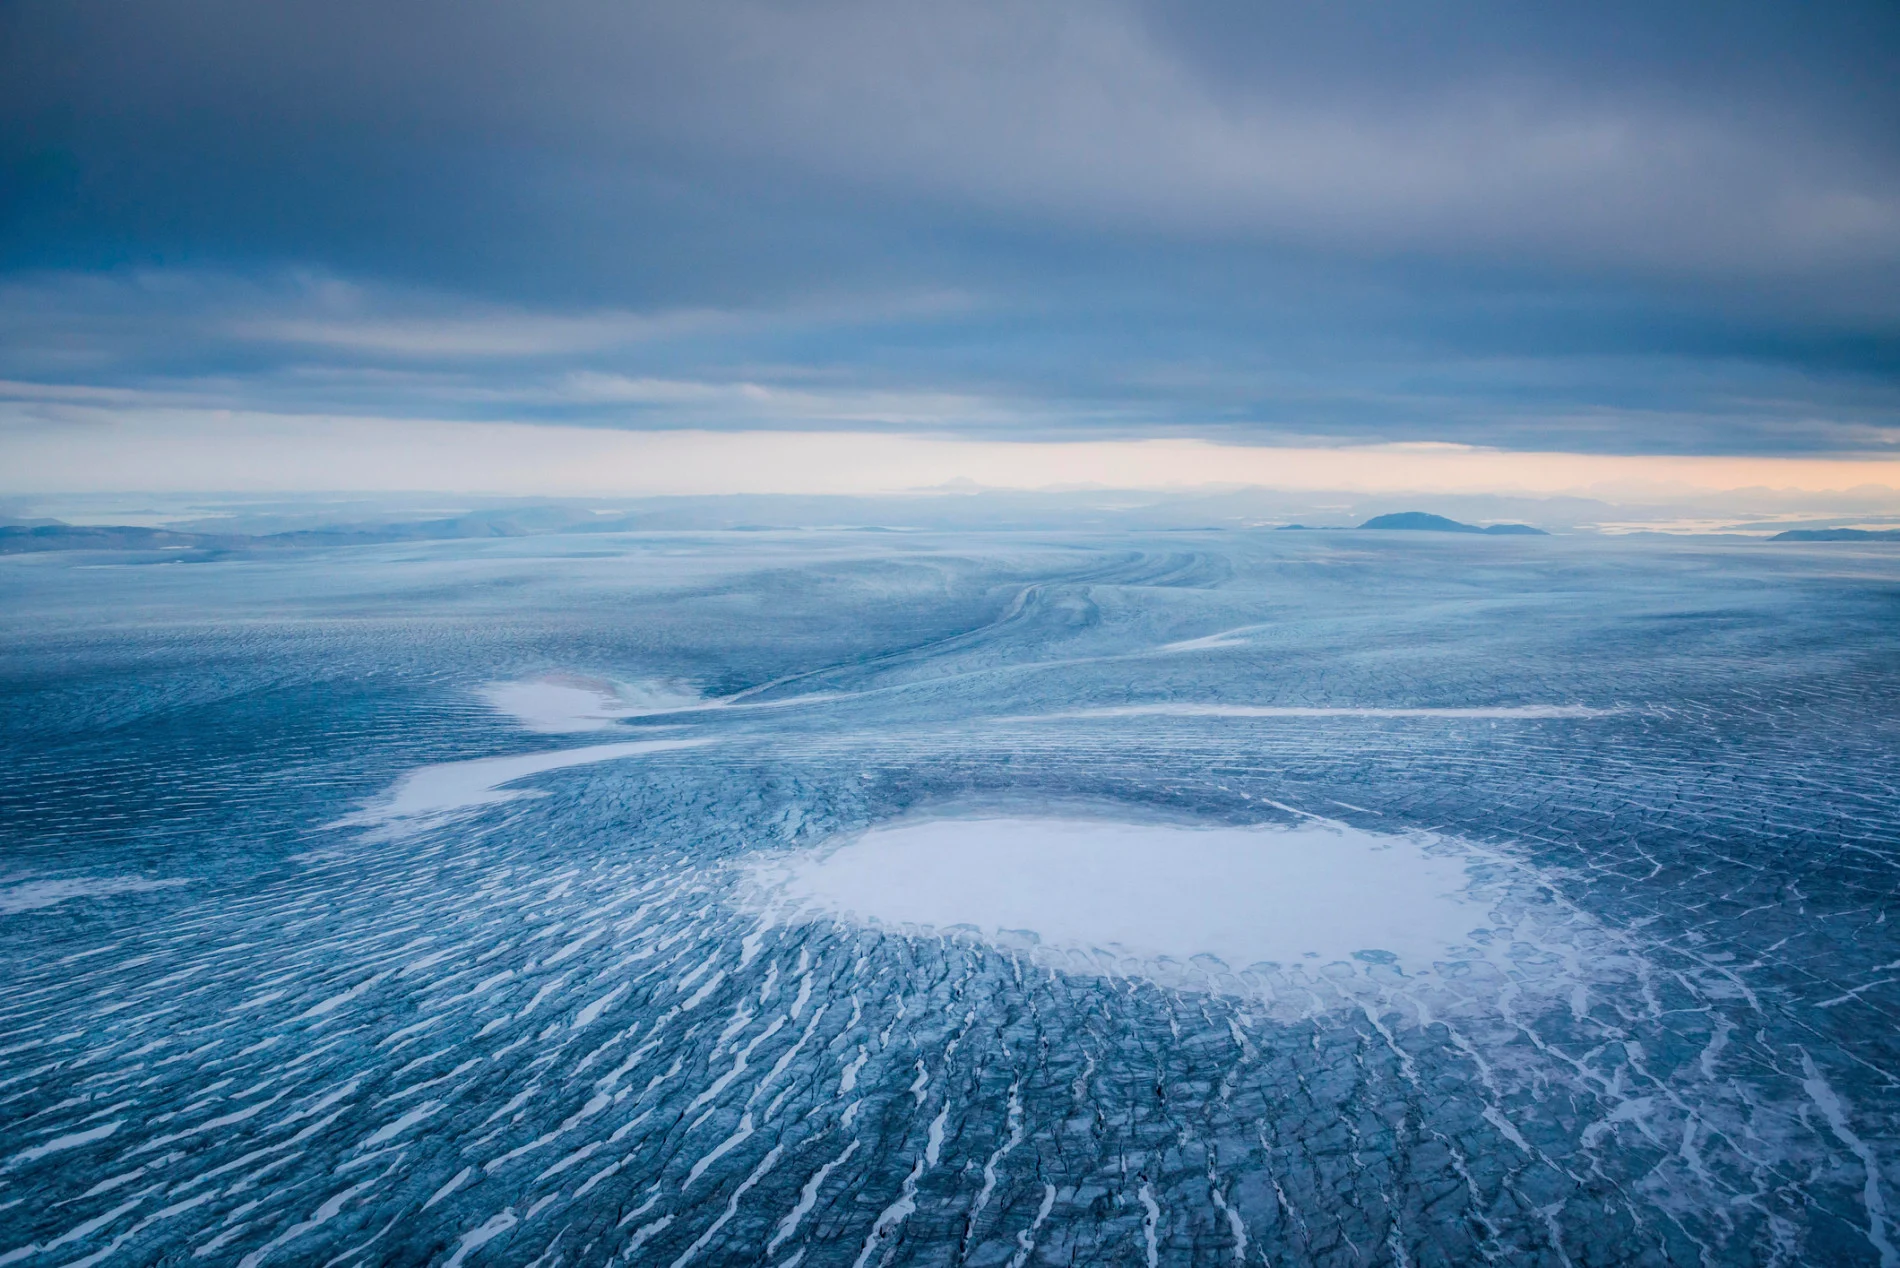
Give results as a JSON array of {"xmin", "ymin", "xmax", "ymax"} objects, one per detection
[{"xmin": 3, "ymin": 528, "xmax": 1899, "ymax": 1266}]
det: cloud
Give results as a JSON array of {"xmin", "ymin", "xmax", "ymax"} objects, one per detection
[
  {"xmin": 0, "ymin": 0, "xmax": 1895, "ymax": 469},
  {"xmin": 551, "ymin": 373, "xmax": 1063, "ymax": 429},
  {"xmin": 234, "ymin": 314, "xmax": 707, "ymax": 359},
  {"xmin": 7, "ymin": 1, "xmax": 1897, "ymax": 285},
  {"xmin": 0, "ymin": 267, "xmax": 1894, "ymax": 460},
  {"xmin": 640, "ymin": 2, "xmax": 1900, "ymax": 277}
]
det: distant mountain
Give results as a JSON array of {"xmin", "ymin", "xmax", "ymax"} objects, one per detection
[
  {"xmin": 1770, "ymin": 528, "xmax": 1900, "ymax": 542},
  {"xmin": 1357, "ymin": 512, "xmax": 1548, "ymax": 536},
  {"xmin": 0, "ymin": 509, "xmax": 605, "ymax": 554},
  {"xmin": 2, "ymin": 503, "xmax": 1563, "ymax": 554},
  {"xmin": 0, "ymin": 524, "xmax": 225, "ymax": 552}
]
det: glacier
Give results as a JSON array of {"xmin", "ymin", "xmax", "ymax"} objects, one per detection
[{"xmin": 2, "ymin": 528, "xmax": 1898, "ymax": 1265}]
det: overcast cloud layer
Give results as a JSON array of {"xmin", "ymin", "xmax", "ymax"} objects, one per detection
[{"xmin": 2, "ymin": 0, "xmax": 1898, "ymax": 469}]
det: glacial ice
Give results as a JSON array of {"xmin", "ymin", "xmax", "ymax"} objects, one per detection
[{"xmin": 3, "ymin": 528, "xmax": 1898, "ymax": 1267}]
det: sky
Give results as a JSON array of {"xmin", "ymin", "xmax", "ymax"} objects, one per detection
[{"xmin": 2, "ymin": 0, "xmax": 1898, "ymax": 504}]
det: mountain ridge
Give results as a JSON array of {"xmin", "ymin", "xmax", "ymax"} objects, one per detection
[{"xmin": 1278, "ymin": 512, "xmax": 1548, "ymax": 535}]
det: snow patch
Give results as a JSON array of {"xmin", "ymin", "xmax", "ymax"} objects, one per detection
[
  {"xmin": 749, "ymin": 815, "xmax": 1492, "ymax": 973},
  {"xmin": 334, "ymin": 739, "xmax": 714, "ymax": 834},
  {"xmin": 0, "ymin": 877, "xmax": 188, "ymax": 915},
  {"xmin": 480, "ymin": 675, "xmax": 702, "ymax": 733}
]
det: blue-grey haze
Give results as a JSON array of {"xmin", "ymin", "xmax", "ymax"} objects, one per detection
[{"xmin": 3, "ymin": 530, "xmax": 1899, "ymax": 1265}]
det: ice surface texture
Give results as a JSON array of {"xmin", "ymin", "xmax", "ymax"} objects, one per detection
[{"xmin": 3, "ymin": 530, "xmax": 1899, "ymax": 1266}]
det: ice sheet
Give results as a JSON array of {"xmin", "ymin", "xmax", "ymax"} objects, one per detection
[
  {"xmin": 754, "ymin": 815, "xmax": 1489, "ymax": 970},
  {"xmin": 9, "ymin": 529, "xmax": 1889, "ymax": 1267},
  {"xmin": 1035, "ymin": 704, "xmax": 1615, "ymax": 720}
]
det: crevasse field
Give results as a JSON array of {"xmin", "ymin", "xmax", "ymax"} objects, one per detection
[{"xmin": 4, "ymin": 531, "xmax": 1899, "ymax": 1267}]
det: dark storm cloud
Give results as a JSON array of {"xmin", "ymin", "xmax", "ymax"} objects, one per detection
[{"xmin": 1, "ymin": 0, "xmax": 1897, "ymax": 455}]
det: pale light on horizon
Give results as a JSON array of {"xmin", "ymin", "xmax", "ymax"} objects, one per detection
[{"xmin": 5, "ymin": 414, "xmax": 1899, "ymax": 504}]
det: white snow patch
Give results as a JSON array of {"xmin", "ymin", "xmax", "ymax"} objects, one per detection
[
  {"xmin": 0, "ymin": 877, "xmax": 189, "ymax": 915},
  {"xmin": 422, "ymin": 1166, "xmax": 473, "ymax": 1211},
  {"xmin": 443, "ymin": 1210, "xmax": 519, "ymax": 1268},
  {"xmin": 1153, "ymin": 626, "xmax": 1267, "ymax": 653},
  {"xmin": 769, "ymin": 1139, "xmax": 858, "ymax": 1256},
  {"xmin": 750, "ymin": 815, "xmax": 1492, "ymax": 972},
  {"xmin": 3, "ymin": 1120, "xmax": 121, "ymax": 1169},
  {"xmin": 480, "ymin": 676, "xmax": 703, "ymax": 733},
  {"xmin": 334, "ymin": 739, "xmax": 713, "ymax": 833}
]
